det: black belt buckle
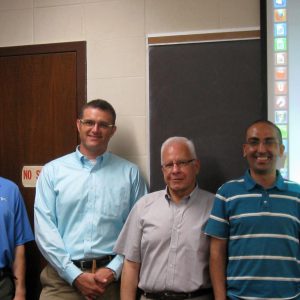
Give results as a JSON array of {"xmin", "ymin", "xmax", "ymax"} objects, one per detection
[
  {"xmin": 78, "ymin": 260, "xmax": 87, "ymax": 270},
  {"xmin": 73, "ymin": 260, "xmax": 90, "ymax": 271}
]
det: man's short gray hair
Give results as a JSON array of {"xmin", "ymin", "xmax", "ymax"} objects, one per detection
[{"xmin": 161, "ymin": 137, "xmax": 197, "ymax": 164}]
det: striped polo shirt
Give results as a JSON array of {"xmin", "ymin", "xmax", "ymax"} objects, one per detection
[{"xmin": 205, "ymin": 170, "xmax": 300, "ymax": 299}]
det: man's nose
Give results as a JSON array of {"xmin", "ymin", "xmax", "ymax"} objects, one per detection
[
  {"xmin": 91, "ymin": 123, "xmax": 100, "ymax": 131},
  {"xmin": 171, "ymin": 163, "xmax": 180, "ymax": 172},
  {"xmin": 257, "ymin": 141, "xmax": 267, "ymax": 152}
]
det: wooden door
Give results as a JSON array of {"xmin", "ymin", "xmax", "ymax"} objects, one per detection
[{"xmin": 0, "ymin": 42, "xmax": 86, "ymax": 299}]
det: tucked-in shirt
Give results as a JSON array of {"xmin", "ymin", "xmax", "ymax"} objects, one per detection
[
  {"xmin": 114, "ymin": 186, "xmax": 214, "ymax": 292},
  {"xmin": 0, "ymin": 177, "xmax": 34, "ymax": 268},
  {"xmin": 205, "ymin": 170, "xmax": 300, "ymax": 299},
  {"xmin": 34, "ymin": 148, "xmax": 148, "ymax": 285}
]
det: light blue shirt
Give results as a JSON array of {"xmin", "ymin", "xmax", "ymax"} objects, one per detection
[{"xmin": 34, "ymin": 147, "xmax": 148, "ymax": 285}]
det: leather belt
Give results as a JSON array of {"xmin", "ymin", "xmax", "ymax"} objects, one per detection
[
  {"xmin": 72, "ymin": 255, "xmax": 115, "ymax": 271},
  {"xmin": 142, "ymin": 288, "xmax": 213, "ymax": 299}
]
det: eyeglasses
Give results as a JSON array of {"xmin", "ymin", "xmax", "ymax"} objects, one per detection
[
  {"xmin": 79, "ymin": 119, "xmax": 115, "ymax": 129},
  {"xmin": 246, "ymin": 138, "xmax": 279, "ymax": 148},
  {"xmin": 162, "ymin": 159, "xmax": 195, "ymax": 171}
]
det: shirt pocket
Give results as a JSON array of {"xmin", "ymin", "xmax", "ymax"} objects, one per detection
[{"xmin": 96, "ymin": 186, "xmax": 130, "ymax": 218}]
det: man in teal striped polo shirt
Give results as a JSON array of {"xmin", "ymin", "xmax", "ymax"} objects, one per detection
[{"xmin": 205, "ymin": 120, "xmax": 300, "ymax": 299}]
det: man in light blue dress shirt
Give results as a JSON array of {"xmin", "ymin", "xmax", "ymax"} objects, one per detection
[{"xmin": 34, "ymin": 99, "xmax": 148, "ymax": 300}]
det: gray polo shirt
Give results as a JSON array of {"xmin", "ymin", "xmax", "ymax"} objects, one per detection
[{"xmin": 114, "ymin": 186, "xmax": 214, "ymax": 293}]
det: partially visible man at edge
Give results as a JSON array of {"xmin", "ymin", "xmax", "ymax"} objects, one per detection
[
  {"xmin": 114, "ymin": 136, "xmax": 214, "ymax": 300},
  {"xmin": 0, "ymin": 176, "xmax": 34, "ymax": 300},
  {"xmin": 205, "ymin": 120, "xmax": 300, "ymax": 299},
  {"xmin": 34, "ymin": 99, "xmax": 148, "ymax": 300}
]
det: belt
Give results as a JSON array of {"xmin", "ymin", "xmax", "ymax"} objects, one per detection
[
  {"xmin": 72, "ymin": 255, "xmax": 115, "ymax": 271},
  {"xmin": 0, "ymin": 267, "xmax": 15, "ymax": 280},
  {"xmin": 142, "ymin": 288, "xmax": 213, "ymax": 299}
]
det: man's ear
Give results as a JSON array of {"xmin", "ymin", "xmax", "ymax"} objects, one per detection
[
  {"xmin": 242, "ymin": 144, "xmax": 247, "ymax": 158},
  {"xmin": 279, "ymin": 143, "xmax": 285, "ymax": 157},
  {"xmin": 76, "ymin": 119, "xmax": 81, "ymax": 133},
  {"xmin": 194, "ymin": 159, "xmax": 201, "ymax": 174}
]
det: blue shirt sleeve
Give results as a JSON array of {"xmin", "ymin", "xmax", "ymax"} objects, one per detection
[
  {"xmin": 204, "ymin": 190, "xmax": 229, "ymax": 239},
  {"xmin": 14, "ymin": 187, "xmax": 35, "ymax": 246}
]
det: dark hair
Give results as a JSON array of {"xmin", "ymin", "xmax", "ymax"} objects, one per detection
[
  {"xmin": 79, "ymin": 99, "xmax": 116, "ymax": 124},
  {"xmin": 246, "ymin": 119, "xmax": 283, "ymax": 144}
]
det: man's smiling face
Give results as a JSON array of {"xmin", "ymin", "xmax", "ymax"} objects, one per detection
[{"xmin": 243, "ymin": 122, "xmax": 284, "ymax": 176}]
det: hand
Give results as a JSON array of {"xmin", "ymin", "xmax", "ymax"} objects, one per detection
[
  {"xmin": 74, "ymin": 272, "xmax": 105, "ymax": 299},
  {"xmin": 94, "ymin": 267, "xmax": 115, "ymax": 288}
]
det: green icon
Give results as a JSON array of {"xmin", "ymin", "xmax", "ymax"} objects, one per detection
[
  {"xmin": 274, "ymin": 38, "xmax": 287, "ymax": 51},
  {"xmin": 277, "ymin": 124, "xmax": 288, "ymax": 139}
]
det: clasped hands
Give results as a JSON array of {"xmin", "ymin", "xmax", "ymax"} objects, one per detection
[{"xmin": 74, "ymin": 267, "xmax": 115, "ymax": 300}]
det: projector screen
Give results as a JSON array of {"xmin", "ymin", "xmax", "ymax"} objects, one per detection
[{"xmin": 265, "ymin": 0, "xmax": 300, "ymax": 183}]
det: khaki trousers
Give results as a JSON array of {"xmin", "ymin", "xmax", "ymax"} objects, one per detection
[{"xmin": 40, "ymin": 264, "xmax": 120, "ymax": 300}]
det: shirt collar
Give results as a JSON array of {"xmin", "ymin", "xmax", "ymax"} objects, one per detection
[
  {"xmin": 164, "ymin": 184, "xmax": 198, "ymax": 203},
  {"xmin": 75, "ymin": 146, "xmax": 107, "ymax": 167},
  {"xmin": 244, "ymin": 169, "xmax": 287, "ymax": 191}
]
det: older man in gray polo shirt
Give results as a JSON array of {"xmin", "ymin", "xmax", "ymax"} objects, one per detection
[{"xmin": 114, "ymin": 136, "xmax": 214, "ymax": 300}]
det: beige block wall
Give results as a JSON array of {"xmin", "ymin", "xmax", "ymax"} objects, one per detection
[{"xmin": 0, "ymin": 0, "xmax": 260, "ymax": 182}]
